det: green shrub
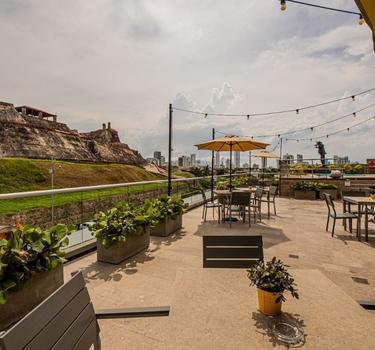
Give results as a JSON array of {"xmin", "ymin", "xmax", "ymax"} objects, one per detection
[
  {"xmin": 316, "ymin": 183, "xmax": 338, "ymax": 190},
  {"xmin": 146, "ymin": 195, "xmax": 187, "ymax": 222},
  {"xmin": 89, "ymin": 202, "xmax": 155, "ymax": 249},
  {"xmin": 247, "ymin": 257, "xmax": 299, "ymax": 303},
  {"xmin": 0, "ymin": 223, "xmax": 71, "ymax": 304},
  {"xmin": 291, "ymin": 181, "xmax": 317, "ymax": 192}
]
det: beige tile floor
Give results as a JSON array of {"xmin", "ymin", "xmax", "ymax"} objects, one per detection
[{"xmin": 64, "ymin": 198, "xmax": 375, "ymax": 349}]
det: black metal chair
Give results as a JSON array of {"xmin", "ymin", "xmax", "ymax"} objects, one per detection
[
  {"xmin": 218, "ymin": 192, "xmax": 233, "ymax": 228},
  {"xmin": 0, "ymin": 272, "xmax": 169, "ymax": 350},
  {"xmin": 230, "ymin": 191, "xmax": 253, "ymax": 227},
  {"xmin": 200, "ymin": 188, "xmax": 221, "ymax": 222},
  {"xmin": 249, "ymin": 187, "xmax": 264, "ymax": 223},
  {"xmin": 261, "ymin": 186, "xmax": 278, "ymax": 218},
  {"xmin": 202, "ymin": 235, "xmax": 263, "ymax": 268},
  {"xmin": 323, "ymin": 193, "xmax": 357, "ymax": 237}
]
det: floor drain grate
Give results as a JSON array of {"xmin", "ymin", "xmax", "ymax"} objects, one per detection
[
  {"xmin": 289, "ymin": 254, "xmax": 299, "ymax": 259},
  {"xmin": 352, "ymin": 277, "xmax": 369, "ymax": 285}
]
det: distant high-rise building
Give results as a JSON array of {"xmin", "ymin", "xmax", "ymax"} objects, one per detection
[
  {"xmin": 215, "ymin": 152, "xmax": 221, "ymax": 168},
  {"xmin": 283, "ymin": 154, "xmax": 294, "ymax": 164},
  {"xmin": 234, "ymin": 151, "xmax": 241, "ymax": 168},
  {"xmin": 154, "ymin": 151, "xmax": 161, "ymax": 160},
  {"xmin": 160, "ymin": 156, "xmax": 165, "ymax": 165},
  {"xmin": 225, "ymin": 158, "xmax": 231, "ymax": 169},
  {"xmin": 297, "ymin": 154, "xmax": 303, "ymax": 163},
  {"xmin": 333, "ymin": 155, "xmax": 349, "ymax": 165},
  {"xmin": 190, "ymin": 154, "xmax": 196, "ymax": 166}
]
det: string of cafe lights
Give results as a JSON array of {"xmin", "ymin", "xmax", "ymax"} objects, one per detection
[
  {"xmin": 278, "ymin": 0, "xmax": 365, "ymax": 25},
  {"xmin": 285, "ymin": 114, "xmax": 375, "ymax": 142},
  {"xmin": 172, "ymin": 87, "xmax": 375, "ymax": 119},
  {"xmin": 214, "ymin": 102, "xmax": 375, "ymax": 139}
]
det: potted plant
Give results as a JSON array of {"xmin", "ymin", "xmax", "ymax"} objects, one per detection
[
  {"xmin": 0, "ymin": 223, "xmax": 70, "ymax": 331},
  {"xmin": 149, "ymin": 195, "xmax": 187, "ymax": 237},
  {"xmin": 247, "ymin": 257, "xmax": 299, "ymax": 316},
  {"xmin": 317, "ymin": 182, "xmax": 339, "ymax": 200},
  {"xmin": 291, "ymin": 181, "xmax": 317, "ymax": 200},
  {"xmin": 369, "ymin": 186, "xmax": 375, "ymax": 200},
  {"xmin": 90, "ymin": 202, "xmax": 153, "ymax": 264}
]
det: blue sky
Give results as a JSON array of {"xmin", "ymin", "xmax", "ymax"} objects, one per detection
[{"xmin": 1, "ymin": 0, "xmax": 374, "ymax": 165}]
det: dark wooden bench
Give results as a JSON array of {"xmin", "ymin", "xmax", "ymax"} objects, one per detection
[
  {"xmin": 202, "ymin": 235, "xmax": 263, "ymax": 268},
  {"xmin": 0, "ymin": 272, "xmax": 169, "ymax": 350}
]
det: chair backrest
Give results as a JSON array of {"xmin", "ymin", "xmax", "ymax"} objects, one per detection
[
  {"xmin": 218, "ymin": 192, "xmax": 232, "ymax": 206},
  {"xmin": 0, "ymin": 272, "xmax": 98, "ymax": 350},
  {"xmin": 323, "ymin": 192, "xmax": 336, "ymax": 216},
  {"xmin": 248, "ymin": 179, "xmax": 259, "ymax": 186},
  {"xmin": 231, "ymin": 192, "xmax": 251, "ymax": 206},
  {"xmin": 255, "ymin": 188, "xmax": 264, "ymax": 199},
  {"xmin": 202, "ymin": 235, "xmax": 263, "ymax": 268},
  {"xmin": 200, "ymin": 188, "xmax": 208, "ymax": 202},
  {"xmin": 269, "ymin": 186, "xmax": 278, "ymax": 198},
  {"xmin": 341, "ymin": 189, "xmax": 369, "ymax": 197}
]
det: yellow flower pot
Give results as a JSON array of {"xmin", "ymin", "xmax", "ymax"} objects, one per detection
[
  {"xmin": 257, "ymin": 288, "xmax": 283, "ymax": 316},
  {"xmin": 370, "ymin": 194, "xmax": 375, "ymax": 200}
]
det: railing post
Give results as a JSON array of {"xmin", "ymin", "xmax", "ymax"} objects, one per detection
[{"xmin": 168, "ymin": 104, "xmax": 173, "ymax": 196}]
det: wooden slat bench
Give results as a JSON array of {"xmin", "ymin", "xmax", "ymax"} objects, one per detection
[
  {"xmin": 0, "ymin": 272, "xmax": 169, "ymax": 350},
  {"xmin": 202, "ymin": 235, "xmax": 263, "ymax": 268}
]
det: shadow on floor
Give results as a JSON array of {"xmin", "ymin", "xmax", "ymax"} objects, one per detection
[
  {"xmin": 252, "ymin": 311, "xmax": 307, "ymax": 348},
  {"xmin": 149, "ymin": 228, "xmax": 186, "ymax": 253},
  {"xmin": 193, "ymin": 219, "xmax": 290, "ymax": 249}
]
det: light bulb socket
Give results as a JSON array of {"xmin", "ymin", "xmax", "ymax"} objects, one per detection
[{"xmin": 359, "ymin": 14, "xmax": 365, "ymax": 25}]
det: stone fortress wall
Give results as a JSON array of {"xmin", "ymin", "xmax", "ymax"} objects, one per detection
[{"xmin": 0, "ymin": 101, "xmax": 145, "ymax": 165}]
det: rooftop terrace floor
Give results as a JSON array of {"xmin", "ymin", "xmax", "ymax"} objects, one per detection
[{"xmin": 64, "ymin": 198, "xmax": 375, "ymax": 349}]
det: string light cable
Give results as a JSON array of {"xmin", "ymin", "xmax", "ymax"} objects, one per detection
[
  {"xmin": 285, "ymin": 114, "xmax": 375, "ymax": 142},
  {"xmin": 278, "ymin": 0, "xmax": 365, "ymax": 25},
  {"xmin": 213, "ymin": 101, "xmax": 375, "ymax": 139},
  {"xmin": 172, "ymin": 87, "xmax": 375, "ymax": 118}
]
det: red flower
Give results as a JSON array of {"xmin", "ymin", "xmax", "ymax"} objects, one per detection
[{"xmin": 0, "ymin": 233, "xmax": 7, "ymax": 239}]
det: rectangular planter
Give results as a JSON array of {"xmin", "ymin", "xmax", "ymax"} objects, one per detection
[
  {"xmin": 97, "ymin": 227, "xmax": 150, "ymax": 264},
  {"xmin": 319, "ymin": 189, "xmax": 338, "ymax": 200},
  {"xmin": 0, "ymin": 264, "xmax": 64, "ymax": 331},
  {"xmin": 150, "ymin": 213, "xmax": 182, "ymax": 237},
  {"xmin": 294, "ymin": 190, "xmax": 317, "ymax": 200}
]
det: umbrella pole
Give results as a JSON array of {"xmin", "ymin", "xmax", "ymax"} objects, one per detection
[
  {"xmin": 229, "ymin": 144, "xmax": 232, "ymax": 191},
  {"xmin": 249, "ymin": 151, "xmax": 252, "ymax": 179},
  {"xmin": 211, "ymin": 128, "xmax": 215, "ymax": 202}
]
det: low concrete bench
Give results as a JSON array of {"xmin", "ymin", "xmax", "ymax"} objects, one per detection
[
  {"xmin": 203, "ymin": 235, "xmax": 263, "ymax": 268},
  {"xmin": 0, "ymin": 272, "xmax": 169, "ymax": 350}
]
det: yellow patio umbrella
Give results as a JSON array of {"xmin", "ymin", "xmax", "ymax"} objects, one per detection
[
  {"xmin": 252, "ymin": 150, "xmax": 280, "ymax": 180},
  {"xmin": 195, "ymin": 135, "xmax": 268, "ymax": 190},
  {"xmin": 355, "ymin": 0, "xmax": 375, "ymax": 52}
]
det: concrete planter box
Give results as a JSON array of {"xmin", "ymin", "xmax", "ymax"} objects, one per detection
[
  {"xmin": 0, "ymin": 264, "xmax": 63, "ymax": 331},
  {"xmin": 319, "ymin": 189, "xmax": 338, "ymax": 200},
  {"xmin": 97, "ymin": 227, "xmax": 150, "ymax": 264},
  {"xmin": 150, "ymin": 213, "xmax": 182, "ymax": 237},
  {"xmin": 294, "ymin": 190, "xmax": 317, "ymax": 200}
]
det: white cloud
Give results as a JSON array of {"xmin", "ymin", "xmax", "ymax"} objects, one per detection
[{"xmin": 0, "ymin": 0, "xmax": 374, "ymax": 163}]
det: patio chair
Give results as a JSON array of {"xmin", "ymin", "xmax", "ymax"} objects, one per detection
[
  {"xmin": 200, "ymin": 188, "xmax": 221, "ymax": 223},
  {"xmin": 230, "ymin": 191, "xmax": 253, "ymax": 227},
  {"xmin": 261, "ymin": 185, "xmax": 277, "ymax": 218},
  {"xmin": 323, "ymin": 193, "xmax": 357, "ymax": 237},
  {"xmin": 218, "ymin": 192, "xmax": 233, "ymax": 228},
  {"xmin": 249, "ymin": 187, "xmax": 264, "ymax": 223},
  {"xmin": 0, "ymin": 272, "xmax": 169, "ymax": 350},
  {"xmin": 202, "ymin": 235, "xmax": 263, "ymax": 268}
]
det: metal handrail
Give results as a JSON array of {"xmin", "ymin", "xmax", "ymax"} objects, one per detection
[{"xmin": 0, "ymin": 173, "xmax": 247, "ymax": 200}]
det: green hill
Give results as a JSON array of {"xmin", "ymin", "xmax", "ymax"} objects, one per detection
[{"xmin": 0, "ymin": 158, "xmax": 162, "ymax": 194}]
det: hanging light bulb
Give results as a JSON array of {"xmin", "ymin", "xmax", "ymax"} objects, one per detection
[
  {"xmin": 280, "ymin": 0, "xmax": 287, "ymax": 11},
  {"xmin": 296, "ymin": 109, "xmax": 299, "ymax": 115},
  {"xmin": 352, "ymin": 95, "xmax": 355, "ymax": 101},
  {"xmin": 353, "ymin": 112, "xmax": 356, "ymax": 117},
  {"xmin": 326, "ymin": 135, "xmax": 329, "ymax": 138},
  {"xmin": 347, "ymin": 128, "xmax": 350, "ymax": 132},
  {"xmin": 359, "ymin": 14, "xmax": 365, "ymax": 26},
  {"xmin": 310, "ymin": 127, "xmax": 314, "ymax": 131},
  {"xmin": 247, "ymin": 114, "xmax": 250, "ymax": 120},
  {"xmin": 310, "ymin": 138, "xmax": 312, "ymax": 142},
  {"xmin": 277, "ymin": 134, "xmax": 280, "ymax": 138},
  {"xmin": 204, "ymin": 113, "xmax": 208, "ymax": 118}
]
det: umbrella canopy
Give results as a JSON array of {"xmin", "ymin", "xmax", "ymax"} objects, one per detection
[
  {"xmin": 195, "ymin": 135, "xmax": 268, "ymax": 152},
  {"xmin": 252, "ymin": 150, "xmax": 280, "ymax": 159},
  {"xmin": 355, "ymin": 0, "xmax": 375, "ymax": 53},
  {"xmin": 195, "ymin": 136, "xmax": 268, "ymax": 190}
]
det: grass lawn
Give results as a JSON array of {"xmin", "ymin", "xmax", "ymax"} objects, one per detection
[{"xmin": 0, "ymin": 183, "xmax": 166, "ymax": 214}]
